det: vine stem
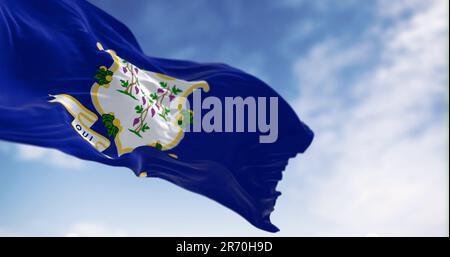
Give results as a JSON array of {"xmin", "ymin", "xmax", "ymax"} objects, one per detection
[
  {"xmin": 135, "ymin": 104, "xmax": 151, "ymax": 133},
  {"xmin": 126, "ymin": 63, "xmax": 137, "ymax": 94},
  {"xmin": 132, "ymin": 81, "xmax": 172, "ymax": 133},
  {"xmin": 158, "ymin": 89, "xmax": 169, "ymax": 104}
]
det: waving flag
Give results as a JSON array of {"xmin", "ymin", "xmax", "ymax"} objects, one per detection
[{"xmin": 0, "ymin": 0, "xmax": 313, "ymax": 232}]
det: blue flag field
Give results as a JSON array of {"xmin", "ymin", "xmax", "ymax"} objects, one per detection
[{"xmin": 0, "ymin": 0, "xmax": 313, "ymax": 232}]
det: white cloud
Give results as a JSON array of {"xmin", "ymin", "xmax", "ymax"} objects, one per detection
[
  {"xmin": 285, "ymin": 0, "xmax": 448, "ymax": 236},
  {"xmin": 16, "ymin": 144, "xmax": 84, "ymax": 170},
  {"xmin": 65, "ymin": 222, "xmax": 126, "ymax": 237},
  {"xmin": 376, "ymin": 0, "xmax": 429, "ymax": 19}
]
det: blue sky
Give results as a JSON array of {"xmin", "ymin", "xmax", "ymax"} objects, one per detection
[{"xmin": 0, "ymin": 0, "xmax": 448, "ymax": 236}]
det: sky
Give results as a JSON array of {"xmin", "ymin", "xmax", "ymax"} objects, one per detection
[{"xmin": 0, "ymin": 0, "xmax": 448, "ymax": 236}]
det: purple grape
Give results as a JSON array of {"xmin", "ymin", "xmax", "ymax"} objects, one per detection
[
  {"xmin": 135, "ymin": 67, "xmax": 139, "ymax": 74},
  {"xmin": 135, "ymin": 86, "xmax": 139, "ymax": 94},
  {"xmin": 151, "ymin": 108, "xmax": 155, "ymax": 117},
  {"xmin": 157, "ymin": 88, "xmax": 164, "ymax": 93},
  {"xmin": 133, "ymin": 118, "xmax": 140, "ymax": 126},
  {"xmin": 142, "ymin": 96, "xmax": 146, "ymax": 105},
  {"xmin": 169, "ymin": 94, "xmax": 175, "ymax": 102},
  {"xmin": 122, "ymin": 67, "xmax": 127, "ymax": 73}
]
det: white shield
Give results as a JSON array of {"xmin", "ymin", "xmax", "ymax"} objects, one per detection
[{"xmin": 91, "ymin": 45, "xmax": 209, "ymax": 156}]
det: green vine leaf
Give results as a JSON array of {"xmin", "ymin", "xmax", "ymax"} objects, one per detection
[
  {"xmin": 141, "ymin": 123, "xmax": 150, "ymax": 132},
  {"xmin": 150, "ymin": 93, "xmax": 158, "ymax": 100},
  {"xmin": 158, "ymin": 113, "xmax": 167, "ymax": 121},
  {"xmin": 159, "ymin": 82, "xmax": 168, "ymax": 88},
  {"xmin": 135, "ymin": 105, "xmax": 144, "ymax": 114},
  {"xmin": 171, "ymin": 85, "xmax": 182, "ymax": 95},
  {"xmin": 120, "ymin": 79, "xmax": 129, "ymax": 88}
]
